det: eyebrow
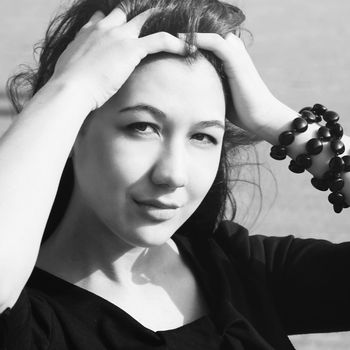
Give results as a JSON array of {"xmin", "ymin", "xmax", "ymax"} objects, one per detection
[{"xmin": 118, "ymin": 104, "xmax": 225, "ymax": 131}]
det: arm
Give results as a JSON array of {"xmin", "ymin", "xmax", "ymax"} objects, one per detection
[
  {"xmin": 193, "ymin": 32, "xmax": 350, "ymax": 203},
  {"xmin": 0, "ymin": 82, "xmax": 90, "ymax": 312},
  {"xmin": 217, "ymin": 221, "xmax": 350, "ymax": 334},
  {"xmin": 270, "ymin": 234, "xmax": 350, "ymax": 334},
  {"xmin": 194, "ymin": 33, "xmax": 350, "ymax": 333},
  {"xmin": 0, "ymin": 8, "xmax": 187, "ymax": 313}
]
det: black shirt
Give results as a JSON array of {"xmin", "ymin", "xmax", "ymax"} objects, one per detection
[{"xmin": 1, "ymin": 221, "xmax": 350, "ymax": 349}]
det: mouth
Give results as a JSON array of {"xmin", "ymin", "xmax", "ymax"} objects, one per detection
[
  {"xmin": 132, "ymin": 198, "xmax": 181, "ymax": 222},
  {"xmin": 134, "ymin": 198, "xmax": 180, "ymax": 210}
]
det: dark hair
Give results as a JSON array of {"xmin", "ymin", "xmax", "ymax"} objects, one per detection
[{"xmin": 7, "ymin": 0, "xmax": 258, "ymax": 241}]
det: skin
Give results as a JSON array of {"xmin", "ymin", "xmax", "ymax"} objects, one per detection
[
  {"xmin": 72, "ymin": 55, "xmax": 225, "ymax": 249},
  {"xmin": 37, "ymin": 55, "xmax": 225, "ymax": 329}
]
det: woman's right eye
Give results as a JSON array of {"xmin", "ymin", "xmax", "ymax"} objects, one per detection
[{"xmin": 125, "ymin": 122, "xmax": 159, "ymax": 136}]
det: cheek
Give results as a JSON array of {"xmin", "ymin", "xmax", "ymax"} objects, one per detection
[
  {"xmin": 186, "ymin": 149, "xmax": 222, "ymax": 202},
  {"xmin": 106, "ymin": 139, "xmax": 160, "ymax": 183}
]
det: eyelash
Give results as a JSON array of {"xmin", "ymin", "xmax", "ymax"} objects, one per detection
[
  {"xmin": 126, "ymin": 122, "xmax": 218, "ymax": 145},
  {"xmin": 126, "ymin": 122, "xmax": 158, "ymax": 135},
  {"xmin": 191, "ymin": 133, "xmax": 218, "ymax": 145}
]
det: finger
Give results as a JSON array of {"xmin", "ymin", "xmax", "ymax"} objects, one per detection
[
  {"xmin": 191, "ymin": 33, "xmax": 231, "ymax": 62},
  {"xmin": 100, "ymin": 7, "xmax": 127, "ymax": 27},
  {"xmin": 82, "ymin": 11, "xmax": 105, "ymax": 29},
  {"xmin": 139, "ymin": 32, "xmax": 188, "ymax": 56},
  {"xmin": 124, "ymin": 9, "xmax": 156, "ymax": 35}
]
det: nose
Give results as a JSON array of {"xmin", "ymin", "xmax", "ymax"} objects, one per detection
[{"xmin": 150, "ymin": 145, "xmax": 188, "ymax": 189}]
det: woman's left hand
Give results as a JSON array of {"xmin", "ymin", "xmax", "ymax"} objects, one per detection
[
  {"xmin": 191, "ymin": 32, "xmax": 296, "ymax": 142},
  {"xmin": 193, "ymin": 32, "xmax": 350, "ymax": 186}
]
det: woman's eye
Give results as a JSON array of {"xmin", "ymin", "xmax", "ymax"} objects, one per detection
[
  {"xmin": 126, "ymin": 122, "xmax": 159, "ymax": 135},
  {"xmin": 191, "ymin": 133, "xmax": 218, "ymax": 145}
]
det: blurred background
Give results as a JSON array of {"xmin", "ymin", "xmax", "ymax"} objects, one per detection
[{"xmin": 1, "ymin": 0, "xmax": 350, "ymax": 348}]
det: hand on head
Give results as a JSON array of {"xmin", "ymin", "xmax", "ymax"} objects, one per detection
[
  {"xmin": 50, "ymin": 1, "xmax": 278, "ymax": 139},
  {"xmin": 191, "ymin": 32, "xmax": 279, "ymax": 136},
  {"xmin": 51, "ymin": 7, "xmax": 188, "ymax": 110}
]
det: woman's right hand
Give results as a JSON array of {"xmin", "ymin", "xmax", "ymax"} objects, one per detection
[{"xmin": 50, "ymin": 8, "xmax": 187, "ymax": 110}]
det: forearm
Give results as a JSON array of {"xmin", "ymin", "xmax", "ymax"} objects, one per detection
[
  {"xmin": 0, "ymin": 80, "xmax": 91, "ymax": 310},
  {"xmin": 257, "ymin": 99, "xmax": 350, "ymax": 206}
]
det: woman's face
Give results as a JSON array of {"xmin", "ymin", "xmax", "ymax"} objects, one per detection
[{"xmin": 72, "ymin": 55, "xmax": 226, "ymax": 248}]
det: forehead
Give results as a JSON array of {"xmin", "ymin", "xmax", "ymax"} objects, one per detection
[{"xmin": 108, "ymin": 55, "xmax": 226, "ymax": 123}]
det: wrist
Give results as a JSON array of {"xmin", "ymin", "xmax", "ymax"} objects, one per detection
[
  {"xmin": 268, "ymin": 103, "xmax": 350, "ymax": 213},
  {"xmin": 43, "ymin": 77, "xmax": 96, "ymax": 114},
  {"xmin": 17, "ymin": 78, "xmax": 95, "ymax": 139},
  {"xmin": 254, "ymin": 99, "xmax": 300, "ymax": 145}
]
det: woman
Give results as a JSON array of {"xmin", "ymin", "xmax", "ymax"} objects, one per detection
[{"xmin": 1, "ymin": 0, "xmax": 350, "ymax": 349}]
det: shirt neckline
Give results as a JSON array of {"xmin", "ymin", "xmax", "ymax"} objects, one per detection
[{"xmin": 29, "ymin": 234, "xmax": 213, "ymax": 335}]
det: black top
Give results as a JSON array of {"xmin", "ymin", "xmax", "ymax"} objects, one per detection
[{"xmin": 1, "ymin": 221, "xmax": 350, "ymax": 349}]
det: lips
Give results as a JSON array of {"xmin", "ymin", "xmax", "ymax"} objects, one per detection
[
  {"xmin": 133, "ymin": 198, "xmax": 181, "ymax": 222},
  {"xmin": 134, "ymin": 198, "xmax": 180, "ymax": 210}
]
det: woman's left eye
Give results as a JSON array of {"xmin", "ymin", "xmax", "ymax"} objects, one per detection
[
  {"xmin": 126, "ymin": 122, "xmax": 159, "ymax": 135},
  {"xmin": 191, "ymin": 133, "xmax": 218, "ymax": 145}
]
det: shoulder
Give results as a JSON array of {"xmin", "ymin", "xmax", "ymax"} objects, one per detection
[
  {"xmin": 1, "ymin": 272, "xmax": 55, "ymax": 349},
  {"xmin": 213, "ymin": 220, "xmax": 297, "ymax": 264},
  {"xmin": 3, "ymin": 268, "xmax": 55, "ymax": 319}
]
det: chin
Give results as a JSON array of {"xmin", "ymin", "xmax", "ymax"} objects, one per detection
[{"xmin": 121, "ymin": 221, "xmax": 181, "ymax": 248}]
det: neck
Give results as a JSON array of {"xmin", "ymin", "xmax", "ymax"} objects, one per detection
[{"xmin": 37, "ymin": 191, "xmax": 179, "ymax": 288}]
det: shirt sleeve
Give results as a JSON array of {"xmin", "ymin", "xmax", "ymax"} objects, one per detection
[
  {"xmin": 0, "ymin": 287, "xmax": 52, "ymax": 349},
  {"xmin": 216, "ymin": 221, "xmax": 350, "ymax": 335}
]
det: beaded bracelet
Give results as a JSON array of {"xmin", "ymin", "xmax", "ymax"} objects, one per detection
[
  {"xmin": 288, "ymin": 124, "xmax": 332, "ymax": 173},
  {"xmin": 270, "ymin": 104, "xmax": 349, "ymax": 213},
  {"xmin": 270, "ymin": 112, "xmax": 314, "ymax": 161}
]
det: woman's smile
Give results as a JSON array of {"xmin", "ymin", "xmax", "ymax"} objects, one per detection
[{"xmin": 132, "ymin": 197, "xmax": 181, "ymax": 222}]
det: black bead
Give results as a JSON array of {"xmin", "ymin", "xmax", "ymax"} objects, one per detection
[
  {"xmin": 317, "ymin": 126, "xmax": 332, "ymax": 141},
  {"xmin": 311, "ymin": 177, "xmax": 329, "ymax": 191},
  {"xmin": 295, "ymin": 154, "xmax": 312, "ymax": 169},
  {"xmin": 329, "ymin": 156, "xmax": 345, "ymax": 172},
  {"xmin": 288, "ymin": 160, "xmax": 305, "ymax": 173},
  {"xmin": 330, "ymin": 139, "xmax": 345, "ymax": 155},
  {"xmin": 312, "ymin": 103, "xmax": 327, "ymax": 116},
  {"xmin": 329, "ymin": 177, "xmax": 345, "ymax": 192},
  {"xmin": 323, "ymin": 170, "xmax": 338, "ymax": 187},
  {"xmin": 300, "ymin": 110, "xmax": 316, "ymax": 123},
  {"xmin": 323, "ymin": 110, "xmax": 339, "ymax": 124},
  {"xmin": 328, "ymin": 123, "xmax": 344, "ymax": 139},
  {"xmin": 299, "ymin": 106, "xmax": 312, "ymax": 113},
  {"xmin": 292, "ymin": 117, "xmax": 308, "ymax": 133},
  {"xmin": 306, "ymin": 138, "xmax": 323, "ymax": 155},
  {"xmin": 270, "ymin": 145, "xmax": 287, "ymax": 160},
  {"xmin": 328, "ymin": 191, "xmax": 345, "ymax": 205},
  {"xmin": 316, "ymin": 115, "xmax": 323, "ymax": 123},
  {"xmin": 333, "ymin": 203, "xmax": 344, "ymax": 214},
  {"xmin": 279, "ymin": 130, "xmax": 295, "ymax": 146},
  {"xmin": 342, "ymin": 155, "xmax": 350, "ymax": 171}
]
